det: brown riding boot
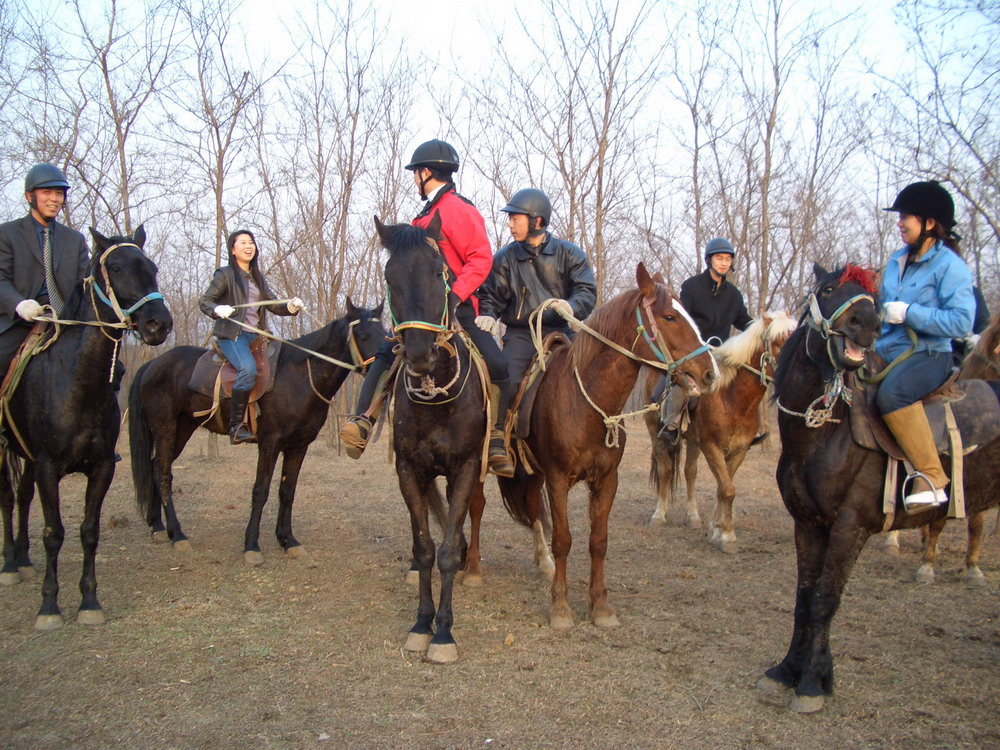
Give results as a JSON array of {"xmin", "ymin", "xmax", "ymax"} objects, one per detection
[
  {"xmin": 228, "ymin": 389, "xmax": 256, "ymax": 445},
  {"xmin": 487, "ymin": 383, "xmax": 515, "ymax": 478},
  {"xmin": 337, "ymin": 356, "xmax": 392, "ymax": 460},
  {"xmin": 340, "ymin": 416, "xmax": 373, "ymax": 460},
  {"xmin": 883, "ymin": 402, "xmax": 949, "ymax": 512}
]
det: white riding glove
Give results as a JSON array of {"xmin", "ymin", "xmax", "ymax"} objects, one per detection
[
  {"xmin": 474, "ymin": 315, "xmax": 500, "ymax": 336},
  {"xmin": 15, "ymin": 299, "xmax": 44, "ymax": 321},
  {"xmin": 214, "ymin": 304, "xmax": 235, "ymax": 319},
  {"xmin": 966, "ymin": 333, "xmax": 981, "ymax": 349},
  {"xmin": 287, "ymin": 297, "xmax": 305, "ymax": 314},
  {"xmin": 550, "ymin": 299, "xmax": 574, "ymax": 319},
  {"xmin": 882, "ymin": 301, "xmax": 909, "ymax": 325}
]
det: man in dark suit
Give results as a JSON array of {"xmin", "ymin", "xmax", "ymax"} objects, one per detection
[{"xmin": 0, "ymin": 162, "xmax": 90, "ymax": 375}]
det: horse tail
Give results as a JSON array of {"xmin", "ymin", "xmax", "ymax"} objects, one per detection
[
  {"xmin": 128, "ymin": 362, "xmax": 156, "ymax": 521},
  {"xmin": 497, "ymin": 464, "xmax": 534, "ymax": 529},
  {"xmin": 669, "ymin": 442, "xmax": 682, "ymax": 497}
]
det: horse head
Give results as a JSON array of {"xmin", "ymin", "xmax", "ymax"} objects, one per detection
[
  {"xmin": 88, "ymin": 224, "xmax": 173, "ymax": 345},
  {"xmin": 344, "ymin": 296, "xmax": 387, "ymax": 373},
  {"xmin": 375, "ymin": 213, "xmax": 450, "ymax": 376},
  {"xmin": 804, "ymin": 263, "xmax": 881, "ymax": 373},
  {"xmin": 635, "ymin": 262, "xmax": 719, "ymax": 396}
]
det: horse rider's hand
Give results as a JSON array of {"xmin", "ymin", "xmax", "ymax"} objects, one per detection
[
  {"xmin": 550, "ymin": 299, "xmax": 575, "ymax": 320},
  {"xmin": 882, "ymin": 301, "xmax": 909, "ymax": 325},
  {"xmin": 966, "ymin": 333, "xmax": 981, "ymax": 349},
  {"xmin": 15, "ymin": 299, "xmax": 44, "ymax": 321},
  {"xmin": 287, "ymin": 297, "xmax": 305, "ymax": 314},
  {"xmin": 214, "ymin": 304, "xmax": 235, "ymax": 319},
  {"xmin": 474, "ymin": 315, "xmax": 500, "ymax": 336}
]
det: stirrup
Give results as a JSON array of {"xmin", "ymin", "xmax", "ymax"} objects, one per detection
[
  {"xmin": 488, "ymin": 431, "xmax": 515, "ymax": 478},
  {"xmin": 656, "ymin": 424, "xmax": 680, "ymax": 446},
  {"xmin": 340, "ymin": 416, "xmax": 372, "ymax": 460},
  {"xmin": 229, "ymin": 425, "xmax": 256, "ymax": 445},
  {"xmin": 901, "ymin": 472, "xmax": 947, "ymax": 513}
]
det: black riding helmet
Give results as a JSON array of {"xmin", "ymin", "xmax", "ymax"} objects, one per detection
[
  {"xmin": 501, "ymin": 188, "xmax": 552, "ymax": 237},
  {"xmin": 883, "ymin": 181, "xmax": 956, "ymax": 229},
  {"xmin": 406, "ymin": 139, "xmax": 460, "ymax": 200},
  {"xmin": 25, "ymin": 163, "xmax": 71, "ymax": 193},
  {"xmin": 704, "ymin": 237, "xmax": 735, "ymax": 265}
]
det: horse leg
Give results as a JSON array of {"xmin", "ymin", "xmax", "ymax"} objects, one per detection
[
  {"xmin": 963, "ymin": 512, "xmax": 986, "ymax": 587},
  {"xmin": 13, "ymin": 465, "xmax": 35, "ymax": 577},
  {"xmin": 427, "ymin": 464, "xmax": 479, "ymax": 664},
  {"xmin": 703, "ymin": 443, "xmax": 737, "ymax": 553},
  {"xmin": 152, "ymin": 425, "xmax": 195, "ymax": 551},
  {"xmin": 587, "ymin": 472, "xmax": 620, "ymax": 629},
  {"xmin": 547, "ymin": 476, "xmax": 575, "ymax": 630},
  {"xmin": 243, "ymin": 443, "xmax": 279, "ymax": 566},
  {"xmin": 648, "ymin": 435, "xmax": 674, "ymax": 528},
  {"xmin": 0, "ymin": 469, "xmax": 18, "ymax": 586},
  {"xmin": 683, "ymin": 440, "xmax": 701, "ymax": 528},
  {"xmin": 527, "ymin": 476, "xmax": 554, "ymax": 579},
  {"xmin": 76, "ymin": 460, "xmax": 115, "ymax": 626},
  {"xmin": 462, "ymin": 482, "xmax": 485, "ymax": 587},
  {"xmin": 915, "ymin": 518, "xmax": 947, "ymax": 584},
  {"xmin": 33, "ymin": 461, "xmax": 66, "ymax": 630},
  {"xmin": 881, "ymin": 530, "xmax": 901, "ymax": 555},
  {"xmin": 274, "ymin": 447, "xmax": 309, "ymax": 559},
  {"xmin": 398, "ymin": 465, "xmax": 436, "ymax": 654}
]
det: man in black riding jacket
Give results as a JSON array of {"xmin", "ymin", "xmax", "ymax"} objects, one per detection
[
  {"xmin": 475, "ymin": 187, "xmax": 597, "ymax": 395},
  {"xmin": 656, "ymin": 237, "xmax": 753, "ymax": 444}
]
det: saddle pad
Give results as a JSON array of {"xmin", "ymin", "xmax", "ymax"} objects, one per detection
[
  {"xmin": 850, "ymin": 376, "xmax": 1000, "ymax": 457},
  {"xmin": 187, "ymin": 338, "xmax": 282, "ymax": 402},
  {"xmin": 509, "ymin": 332, "xmax": 570, "ymax": 441}
]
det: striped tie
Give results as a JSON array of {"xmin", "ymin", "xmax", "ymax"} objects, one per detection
[{"xmin": 42, "ymin": 227, "xmax": 64, "ymax": 315}]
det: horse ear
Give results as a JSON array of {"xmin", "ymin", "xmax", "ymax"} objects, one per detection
[
  {"xmin": 636, "ymin": 262, "xmax": 655, "ymax": 298},
  {"xmin": 652, "ymin": 271, "xmax": 665, "ymax": 284},
  {"xmin": 345, "ymin": 296, "xmax": 357, "ymax": 316},
  {"xmin": 374, "ymin": 216, "xmax": 392, "ymax": 247},
  {"xmin": 133, "ymin": 224, "xmax": 146, "ymax": 248},
  {"xmin": 426, "ymin": 211, "xmax": 443, "ymax": 240},
  {"xmin": 375, "ymin": 298, "xmax": 385, "ymax": 318},
  {"xmin": 813, "ymin": 263, "xmax": 828, "ymax": 282},
  {"xmin": 89, "ymin": 227, "xmax": 108, "ymax": 254}
]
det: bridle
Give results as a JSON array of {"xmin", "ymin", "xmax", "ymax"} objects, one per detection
[
  {"xmin": 86, "ymin": 242, "xmax": 165, "ymax": 336},
  {"xmin": 633, "ymin": 296, "xmax": 713, "ymax": 377}
]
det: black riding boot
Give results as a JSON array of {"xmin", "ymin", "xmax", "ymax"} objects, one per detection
[
  {"xmin": 228, "ymin": 389, "xmax": 255, "ymax": 445},
  {"xmin": 488, "ymin": 380, "xmax": 515, "ymax": 478},
  {"xmin": 656, "ymin": 383, "xmax": 688, "ymax": 446}
]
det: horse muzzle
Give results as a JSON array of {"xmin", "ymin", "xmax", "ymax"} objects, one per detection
[{"xmin": 134, "ymin": 309, "xmax": 173, "ymax": 346}]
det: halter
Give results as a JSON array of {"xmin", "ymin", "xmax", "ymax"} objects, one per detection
[
  {"xmin": 633, "ymin": 297, "xmax": 712, "ymax": 375},
  {"xmin": 388, "ymin": 259, "xmax": 452, "ymax": 337},
  {"xmin": 347, "ymin": 315, "xmax": 381, "ymax": 372},
  {"xmin": 85, "ymin": 242, "xmax": 165, "ymax": 332},
  {"xmin": 806, "ymin": 291, "xmax": 874, "ymax": 340}
]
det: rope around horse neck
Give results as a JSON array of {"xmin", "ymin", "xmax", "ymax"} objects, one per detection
[
  {"xmin": 221, "ymin": 312, "xmax": 364, "ymax": 372},
  {"xmin": 571, "ymin": 367, "xmax": 658, "ymax": 447}
]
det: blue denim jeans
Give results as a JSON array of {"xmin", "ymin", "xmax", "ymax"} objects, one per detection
[
  {"xmin": 216, "ymin": 332, "xmax": 258, "ymax": 392},
  {"xmin": 876, "ymin": 350, "xmax": 952, "ymax": 414}
]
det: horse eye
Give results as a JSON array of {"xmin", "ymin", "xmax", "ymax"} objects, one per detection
[
  {"xmin": 662, "ymin": 314, "xmax": 675, "ymax": 323},
  {"xmin": 821, "ymin": 285, "xmax": 834, "ymax": 295},
  {"xmin": 108, "ymin": 264, "xmax": 122, "ymax": 274}
]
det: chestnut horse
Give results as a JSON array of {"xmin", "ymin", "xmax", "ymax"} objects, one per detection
[
  {"xmin": 643, "ymin": 311, "xmax": 796, "ymax": 551},
  {"xmin": 498, "ymin": 264, "xmax": 718, "ymax": 629},
  {"xmin": 760, "ymin": 263, "xmax": 1000, "ymax": 712}
]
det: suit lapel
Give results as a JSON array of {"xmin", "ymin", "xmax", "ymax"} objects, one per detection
[{"xmin": 19, "ymin": 216, "xmax": 43, "ymax": 266}]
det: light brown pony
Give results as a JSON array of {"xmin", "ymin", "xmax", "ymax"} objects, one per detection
[
  {"xmin": 643, "ymin": 312, "xmax": 796, "ymax": 552},
  {"xmin": 884, "ymin": 310, "xmax": 1000, "ymax": 584},
  {"xmin": 497, "ymin": 264, "xmax": 718, "ymax": 629}
]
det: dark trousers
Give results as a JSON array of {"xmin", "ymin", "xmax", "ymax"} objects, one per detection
[{"xmin": 502, "ymin": 325, "xmax": 569, "ymax": 386}]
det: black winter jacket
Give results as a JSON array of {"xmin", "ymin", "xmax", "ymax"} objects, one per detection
[
  {"xmin": 479, "ymin": 235, "xmax": 596, "ymax": 328},
  {"xmin": 679, "ymin": 268, "xmax": 752, "ymax": 342},
  {"xmin": 199, "ymin": 266, "xmax": 291, "ymax": 340}
]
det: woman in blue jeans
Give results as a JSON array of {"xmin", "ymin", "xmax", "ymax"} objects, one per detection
[
  {"xmin": 200, "ymin": 230, "xmax": 303, "ymax": 444},
  {"xmin": 877, "ymin": 181, "xmax": 975, "ymax": 511}
]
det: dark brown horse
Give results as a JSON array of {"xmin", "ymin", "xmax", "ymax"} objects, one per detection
[
  {"xmin": 376, "ymin": 214, "xmax": 488, "ymax": 664},
  {"xmin": 644, "ymin": 311, "xmax": 795, "ymax": 551},
  {"xmin": 498, "ymin": 263, "xmax": 718, "ymax": 629},
  {"xmin": 760, "ymin": 263, "xmax": 1000, "ymax": 712},
  {"xmin": 0, "ymin": 226, "xmax": 172, "ymax": 630},
  {"xmin": 128, "ymin": 299, "xmax": 385, "ymax": 563}
]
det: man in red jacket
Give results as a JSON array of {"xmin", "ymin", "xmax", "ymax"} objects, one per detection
[{"xmin": 339, "ymin": 139, "xmax": 514, "ymax": 476}]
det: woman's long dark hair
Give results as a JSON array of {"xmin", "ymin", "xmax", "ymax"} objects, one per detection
[{"xmin": 226, "ymin": 229, "xmax": 267, "ymax": 289}]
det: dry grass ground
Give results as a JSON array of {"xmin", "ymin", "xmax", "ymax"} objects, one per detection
[{"xmin": 1, "ymin": 420, "xmax": 998, "ymax": 749}]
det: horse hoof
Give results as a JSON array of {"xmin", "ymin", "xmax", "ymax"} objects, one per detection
[
  {"xmin": 244, "ymin": 550, "xmax": 265, "ymax": 567},
  {"xmin": 404, "ymin": 569, "xmax": 420, "ymax": 586},
  {"xmin": 462, "ymin": 572, "xmax": 484, "ymax": 588},
  {"xmin": 712, "ymin": 537, "xmax": 738, "ymax": 554},
  {"xmin": 0, "ymin": 571, "xmax": 21, "ymax": 586},
  {"xmin": 18, "ymin": 565, "xmax": 35, "ymax": 579},
  {"xmin": 593, "ymin": 612, "xmax": 620, "ymax": 629},
  {"xmin": 549, "ymin": 614, "xmax": 575, "ymax": 631},
  {"xmin": 425, "ymin": 643, "xmax": 459, "ymax": 664},
  {"xmin": 915, "ymin": 564, "xmax": 935, "ymax": 584},
  {"xmin": 685, "ymin": 515, "xmax": 702, "ymax": 529},
  {"xmin": 34, "ymin": 614, "xmax": 64, "ymax": 631},
  {"xmin": 537, "ymin": 559, "xmax": 555, "ymax": 581},
  {"xmin": 77, "ymin": 608, "xmax": 106, "ymax": 626},
  {"xmin": 151, "ymin": 530, "xmax": 169, "ymax": 544},
  {"xmin": 285, "ymin": 545, "xmax": 307, "ymax": 559},
  {"xmin": 964, "ymin": 568, "xmax": 986, "ymax": 588},
  {"xmin": 790, "ymin": 694, "xmax": 825, "ymax": 713},
  {"xmin": 404, "ymin": 631, "xmax": 432, "ymax": 653},
  {"xmin": 756, "ymin": 675, "xmax": 791, "ymax": 693},
  {"xmin": 173, "ymin": 539, "xmax": 193, "ymax": 553},
  {"xmin": 648, "ymin": 514, "xmax": 667, "ymax": 528}
]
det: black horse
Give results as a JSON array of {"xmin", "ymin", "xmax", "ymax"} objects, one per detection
[
  {"xmin": 760, "ymin": 263, "xmax": 1000, "ymax": 712},
  {"xmin": 128, "ymin": 298, "xmax": 385, "ymax": 564},
  {"xmin": 376, "ymin": 214, "xmax": 487, "ymax": 664},
  {"xmin": 0, "ymin": 225, "xmax": 172, "ymax": 630}
]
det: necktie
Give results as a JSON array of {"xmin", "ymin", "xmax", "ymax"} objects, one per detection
[{"xmin": 42, "ymin": 226, "xmax": 64, "ymax": 315}]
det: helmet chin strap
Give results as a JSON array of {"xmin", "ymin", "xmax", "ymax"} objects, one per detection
[{"xmin": 418, "ymin": 170, "xmax": 431, "ymax": 201}]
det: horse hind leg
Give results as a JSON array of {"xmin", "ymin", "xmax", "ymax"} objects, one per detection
[
  {"xmin": 462, "ymin": 482, "xmax": 485, "ymax": 587},
  {"xmin": 915, "ymin": 518, "xmax": 947, "ymax": 584},
  {"xmin": 683, "ymin": 440, "xmax": 702, "ymax": 528},
  {"xmin": 530, "ymin": 481, "xmax": 554, "ymax": 580},
  {"xmin": 963, "ymin": 512, "xmax": 986, "ymax": 587},
  {"xmin": 0, "ymin": 469, "xmax": 20, "ymax": 586}
]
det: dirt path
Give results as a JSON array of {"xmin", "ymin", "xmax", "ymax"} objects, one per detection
[{"xmin": 1, "ymin": 423, "xmax": 998, "ymax": 748}]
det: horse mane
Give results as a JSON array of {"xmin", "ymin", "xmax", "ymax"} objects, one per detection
[
  {"xmin": 838, "ymin": 264, "xmax": 878, "ymax": 295},
  {"xmin": 382, "ymin": 223, "xmax": 435, "ymax": 257},
  {"xmin": 570, "ymin": 286, "xmax": 672, "ymax": 369},
  {"xmin": 280, "ymin": 316, "xmax": 347, "ymax": 365},
  {"xmin": 713, "ymin": 310, "xmax": 796, "ymax": 389}
]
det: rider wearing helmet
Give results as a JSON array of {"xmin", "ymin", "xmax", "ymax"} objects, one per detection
[
  {"xmin": 0, "ymin": 162, "xmax": 90, "ymax": 374},
  {"xmin": 878, "ymin": 180, "xmax": 975, "ymax": 512},
  {"xmin": 655, "ymin": 236, "xmax": 753, "ymax": 444},
  {"xmin": 476, "ymin": 187, "xmax": 597, "ymax": 393},
  {"xmin": 339, "ymin": 139, "xmax": 516, "ymax": 477}
]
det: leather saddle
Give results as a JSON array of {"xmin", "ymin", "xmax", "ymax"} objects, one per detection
[
  {"xmin": 847, "ymin": 368, "xmax": 1000, "ymax": 459},
  {"xmin": 506, "ymin": 331, "xmax": 570, "ymax": 442},
  {"xmin": 188, "ymin": 336, "xmax": 282, "ymax": 403}
]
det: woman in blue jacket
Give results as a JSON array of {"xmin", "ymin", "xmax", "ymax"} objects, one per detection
[{"xmin": 878, "ymin": 181, "xmax": 975, "ymax": 511}]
